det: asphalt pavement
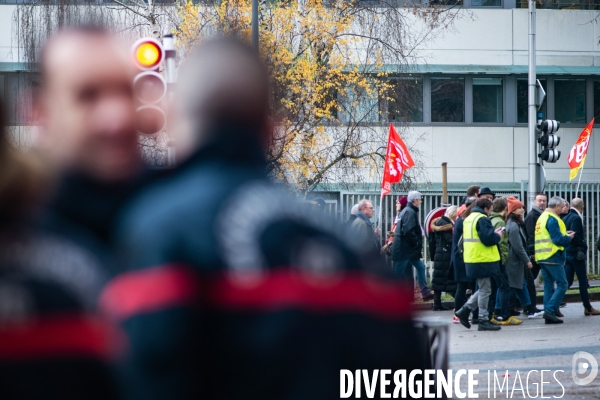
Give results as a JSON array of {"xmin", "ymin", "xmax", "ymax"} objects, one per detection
[{"xmin": 416, "ymin": 301, "xmax": 600, "ymax": 399}]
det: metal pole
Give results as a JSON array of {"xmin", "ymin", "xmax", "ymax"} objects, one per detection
[
  {"xmin": 252, "ymin": 0, "xmax": 259, "ymax": 51},
  {"xmin": 527, "ymin": 0, "xmax": 538, "ymax": 211},
  {"xmin": 441, "ymin": 162, "xmax": 448, "ymax": 205},
  {"xmin": 163, "ymin": 33, "xmax": 177, "ymax": 167}
]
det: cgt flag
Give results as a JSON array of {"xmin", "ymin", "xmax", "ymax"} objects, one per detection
[
  {"xmin": 568, "ymin": 118, "xmax": 595, "ymax": 181},
  {"xmin": 381, "ymin": 123, "xmax": 415, "ymax": 197}
]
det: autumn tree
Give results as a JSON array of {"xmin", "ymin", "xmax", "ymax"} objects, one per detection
[{"xmin": 175, "ymin": 0, "xmax": 460, "ymax": 194}]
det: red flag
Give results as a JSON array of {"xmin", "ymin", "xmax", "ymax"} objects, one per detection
[
  {"xmin": 568, "ymin": 118, "xmax": 594, "ymax": 181},
  {"xmin": 381, "ymin": 124, "xmax": 415, "ymax": 197}
]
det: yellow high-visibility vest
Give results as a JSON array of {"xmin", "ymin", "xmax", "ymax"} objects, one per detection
[
  {"xmin": 534, "ymin": 210, "xmax": 567, "ymax": 262},
  {"xmin": 463, "ymin": 212, "xmax": 500, "ymax": 263}
]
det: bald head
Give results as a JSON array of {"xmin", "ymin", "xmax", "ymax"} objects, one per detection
[
  {"xmin": 173, "ymin": 38, "xmax": 271, "ymax": 158},
  {"xmin": 571, "ymin": 198, "xmax": 584, "ymax": 211},
  {"xmin": 37, "ymin": 28, "xmax": 140, "ymax": 182}
]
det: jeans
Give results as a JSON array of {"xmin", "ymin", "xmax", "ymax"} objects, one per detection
[
  {"xmin": 394, "ymin": 259, "xmax": 431, "ymax": 296},
  {"xmin": 464, "ymin": 277, "xmax": 492, "ymax": 320},
  {"xmin": 525, "ymin": 267, "xmax": 538, "ymax": 308},
  {"xmin": 565, "ymin": 259, "xmax": 591, "ymax": 309},
  {"xmin": 495, "ymin": 279, "xmax": 531, "ymax": 318},
  {"xmin": 539, "ymin": 263, "xmax": 568, "ymax": 314},
  {"xmin": 490, "ymin": 268, "xmax": 511, "ymax": 319}
]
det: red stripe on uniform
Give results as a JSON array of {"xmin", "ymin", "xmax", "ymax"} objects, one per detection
[
  {"xmin": 208, "ymin": 270, "xmax": 414, "ymax": 320},
  {"xmin": 0, "ymin": 315, "xmax": 122, "ymax": 361},
  {"xmin": 100, "ymin": 264, "xmax": 199, "ymax": 320}
]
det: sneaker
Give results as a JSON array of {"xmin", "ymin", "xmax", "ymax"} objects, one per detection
[
  {"xmin": 543, "ymin": 312, "xmax": 563, "ymax": 324},
  {"xmin": 478, "ymin": 320, "xmax": 501, "ymax": 331},
  {"xmin": 503, "ymin": 316, "xmax": 523, "ymax": 325},
  {"xmin": 510, "ymin": 309, "xmax": 521, "ymax": 317},
  {"xmin": 453, "ymin": 316, "xmax": 461, "ymax": 324},
  {"xmin": 454, "ymin": 307, "xmax": 471, "ymax": 329},
  {"xmin": 527, "ymin": 310, "xmax": 544, "ymax": 319},
  {"xmin": 490, "ymin": 317, "xmax": 504, "ymax": 325}
]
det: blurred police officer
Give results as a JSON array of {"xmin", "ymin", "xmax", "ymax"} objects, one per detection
[{"xmin": 102, "ymin": 38, "xmax": 423, "ymax": 400}]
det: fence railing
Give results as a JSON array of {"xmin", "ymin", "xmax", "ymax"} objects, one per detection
[{"xmin": 313, "ymin": 182, "xmax": 600, "ymax": 275}]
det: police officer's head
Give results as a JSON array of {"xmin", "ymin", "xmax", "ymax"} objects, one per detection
[
  {"xmin": 476, "ymin": 198, "xmax": 493, "ymax": 216},
  {"xmin": 36, "ymin": 26, "xmax": 140, "ymax": 183},
  {"xmin": 174, "ymin": 37, "xmax": 271, "ymax": 161}
]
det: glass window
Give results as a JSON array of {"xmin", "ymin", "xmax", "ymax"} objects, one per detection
[
  {"xmin": 517, "ymin": 78, "xmax": 547, "ymax": 123},
  {"xmin": 594, "ymin": 81, "xmax": 600, "ymax": 122},
  {"xmin": 471, "ymin": 0, "xmax": 501, "ymax": 6},
  {"xmin": 431, "ymin": 77, "xmax": 464, "ymax": 123},
  {"xmin": 555, "ymin": 78, "xmax": 586, "ymax": 124},
  {"xmin": 473, "ymin": 77, "xmax": 503, "ymax": 123},
  {"xmin": 386, "ymin": 77, "xmax": 423, "ymax": 123},
  {"xmin": 338, "ymin": 82, "xmax": 379, "ymax": 124}
]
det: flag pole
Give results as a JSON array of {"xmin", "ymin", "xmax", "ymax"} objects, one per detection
[
  {"xmin": 575, "ymin": 163, "xmax": 584, "ymax": 198},
  {"xmin": 378, "ymin": 192, "xmax": 384, "ymax": 246}
]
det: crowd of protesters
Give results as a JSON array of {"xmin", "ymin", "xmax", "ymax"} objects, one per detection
[{"xmin": 347, "ymin": 185, "xmax": 600, "ymax": 333}]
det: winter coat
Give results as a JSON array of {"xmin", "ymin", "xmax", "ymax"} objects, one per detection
[
  {"xmin": 431, "ymin": 216, "xmax": 457, "ymax": 293},
  {"xmin": 465, "ymin": 207, "xmax": 501, "ymax": 279},
  {"xmin": 392, "ymin": 203, "xmax": 423, "ymax": 261},
  {"xmin": 451, "ymin": 216, "xmax": 471, "ymax": 283},
  {"xmin": 506, "ymin": 219, "xmax": 530, "ymax": 289},
  {"xmin": 562, "ymin": 208, "xmax": 588, "ymax": 260},
  {"xmin": 524, "ymin": 206, "xmax": 542, "ymax": 256},
  {"xmin": 489, "ymin": 212, "xmax": 508, "ymax": 266},
  {"xmin": 351, "ymin": 212, "xmax": 380, "ymax": 252}
]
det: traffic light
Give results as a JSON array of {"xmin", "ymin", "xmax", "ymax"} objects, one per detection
[
  {"xmin": 538, "ymin": 119, "xmax": 560, "ymax": 163},
  {"xmin": 132, "ymin": 38, "xmax": 167, "ymax": 136}
]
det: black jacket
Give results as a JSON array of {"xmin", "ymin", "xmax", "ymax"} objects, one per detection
[
  {"xmin": 391, "ymin": 203, "xmax": 422, "ymax": 261},
  {"xmin": 524, "ymin": 206, "xmax": 542, "ymax": 256},
  {"xmin": 562, "ymin": 209, "xmax": 587, "ymax": 259},
  {"xmin": 103, "ymin": 129, "xmax": 423, "ymax": 400},
  {"xmin": 431, "ymin": 216, "xmax": 457, "ymax": 293},
  {"xmin": 464, "ymin": 207, "xmax": 501, "ymax": 279},
  {"xmin": 451, "ymin": 216, "xmax": 471, "ymax": 283}
]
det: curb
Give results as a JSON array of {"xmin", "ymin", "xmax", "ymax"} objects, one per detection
[{"xmin": 413, "ymin": 291, "xmax": 600, "ymax": 311}]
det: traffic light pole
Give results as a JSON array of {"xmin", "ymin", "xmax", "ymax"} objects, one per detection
[
  {"xmin": 527, "ymin": 0, "xmax": 539, "ymax": 211},
  {"xmin": 252, "ymin": 0, "xmax": 258, "ymax": 51}
]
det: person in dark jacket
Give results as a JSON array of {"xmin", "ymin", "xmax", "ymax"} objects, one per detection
[
  {"xmin": 524, "ymin": 193, "xmax": 547, "ymax": 309},
  {"xmin": 351, "ymin": 199, "xmax": 381, "ymax": 253},
  {"xmin": 454, "ymin": 198, "xmax": 504, "ymax": 332},
  {"xmin": 0, "ymin": 95, "xmax": 121, "ymax": 400},
  {"xmin": 430, "ymin": 206, "xmax": 458, "ymax": 310},
  {"xmin": 535, "ymin": 196, "xmax": 573, "ymax": 324},
  {"xmin": 392, "ymin": 190, "xmax": 433, "ymax": 301},
  {"xmin": 35, "ymin": 27, "xmax": 150, "ymax": 278},
  {"xmin": 562, "ymin": 198, "xmax": 600, "ymax": 316},
  {"xmin": 103, "ymin": 38, "xmax": 423, "ymax": 400}
]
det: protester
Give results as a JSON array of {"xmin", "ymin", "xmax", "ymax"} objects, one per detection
[
  {"xmin": 454, "ymin": 198, "xmax": 504, "ymax": 331},
  {"xmin": 535, "ymin": 196, "xmax": 574, "ymax": 324},
  {"xmin": 489, "ymin": 198, "xmax": 519, "ymax": 326},
  {"xmin": 562, "ymin": 198, "xmax": 600, "ymax": 316},
  {"xmin": 478, "ymin": 187, "xmax": 495, "ymax": 200},
  {"xmin": 524, "ymin": 193, "xmax": 547, "ymax": 309},
  {"xmin": 392, "ymin": 191, "xmax": 434, "ymax": 301},
  {"xmin": 452, "ymin": 197, "xmax": 477, "ymax": 324},
  {"xmin": 351, "ymin": 199, "xmax": 380, "ymax": 252},
  {"xmin": 0, "ymin": 95, "xmax": 121, "ymax": 399},
  {"xmin": 35, "ymin": 26, "xmax": 147, "ymax": 277},
  {"xmin": 460, "ymin": 185, "xmax": 480, "ymax": 205},
  {"xmin": 102, "ymin": 38, "xmax": 422, "ymax": 399},
  {"xmin": 346, "ymin": 203, "xmax": 359, "ymax": 228},
  {"xmin": 382, "ymin": 197, "xmax": 406, "ymax": 258},
  {"xmin": 505, "ymin": 197, "xmax": 544, "ymax": 319},
  {"xmin": 430, "ymin": 206, "xmax": 458, "ymax": 311},
  {"xmin": 560, "ymin": 200, "xmax": 570, "ymax": 218},
  {"xmin": 310, "ymin": 197, "xmax": 327, "ymax": 211}
]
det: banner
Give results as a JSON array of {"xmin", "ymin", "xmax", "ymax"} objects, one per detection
[
  {"xmin": 381, "ymin": 124, "xmax": 415, "ymax": 197},
  {"xmin": 568, "ymin": 118, "xmax": 594, "ymax": 181}
]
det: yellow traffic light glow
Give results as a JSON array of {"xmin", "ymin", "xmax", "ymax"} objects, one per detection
[{"xmin": 132, "ymin": 38, "xmax": 164, "ymax": 70}]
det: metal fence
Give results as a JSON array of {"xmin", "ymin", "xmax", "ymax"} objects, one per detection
[{"xmin": 314, "ymin": 182, "xmax": 600, "ymax": 275}]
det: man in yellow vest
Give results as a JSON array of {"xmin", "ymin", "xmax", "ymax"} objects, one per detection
[
  {"xmin": 454, "ymin": 198, "xmax": 505, "ymax": 331},
  {"xmin": 535, "ymin": 196, "xmax": 574, "ymax": 324}
]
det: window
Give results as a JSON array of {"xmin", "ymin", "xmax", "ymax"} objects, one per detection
[
  {"xmin": 431, "ymin": 77, "xmax": 464, "ymax": 123},
  {"xmin": 555, "ymin": 78, "xmax": 586, "ymax": 124},
  {"xmin": 594, "ymin": 81, "xmax": 600, "ymax": 122},
  {"xmin": 471, "ymin": 0, "xmax": 501, "ymax": 6},
  {"xmin": 386, "ymin": 77, "xmax": 423, "ymax": 123},
  {"xmin": 517, "ymin": 78, "xmax": 546, "ymax": 123},
  {"xmin": 473, "ymin": 77, "xmax": 503, "ymax": 123},
  {"xmin": 338, "ymin": 82, "xmax": 380, "ymax": 124}
]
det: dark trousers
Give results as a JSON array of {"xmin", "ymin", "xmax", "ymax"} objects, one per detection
[
  {"xmin": 565, "ymin": 258, "xmax": 591, "ymax": 309},
  {"xmin": 525, "ymin": 267, "xmax": 538, "ymax": 308},
  {"xmin": 455, "ymin": 281, "xmax": 471, "ymax": 311},
  {"xmin": 490, "ymin": 264, "xmax": 511, "ymax": 319}
]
